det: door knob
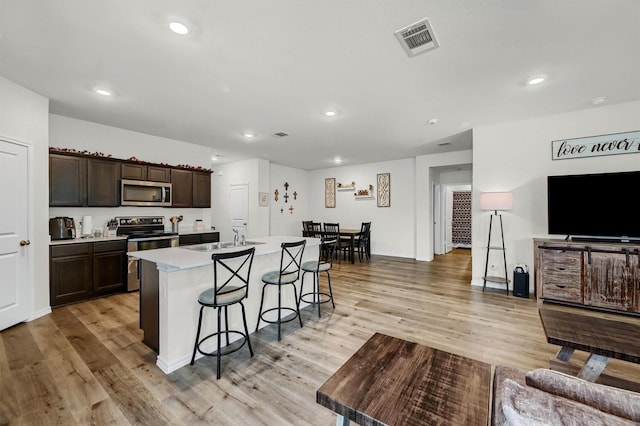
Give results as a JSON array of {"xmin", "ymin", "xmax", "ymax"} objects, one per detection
[{"xmin": 20, "ymin": 240, "xmax": 31, "ymax": 246}]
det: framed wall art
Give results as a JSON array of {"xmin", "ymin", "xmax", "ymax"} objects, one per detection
[
  {"xmin": 259, "ymin": 192, "xmax": 268, "ymax": 207},
  {"xmin": 325, "ymin": 178, "xmax": 336, "ymax": 208},
  {"xmin": 377, "ymin": 172, "xmax": 390, "ymax": 207}
]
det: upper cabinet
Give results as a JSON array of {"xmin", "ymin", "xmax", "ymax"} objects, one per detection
[
  {"xmin": 50, "ymin": 154, "xmax": 120, "ymax": 207},
  {"xmin": 192, "ymin": 171, "xmax": 211, "ymax": 208},
  {"xmin": 171, "ymin": 168, "xmax": 193, "ymax": 208},
  {"xmin": 50, "ymin": 154, "xmax": 87, "ymax": 206},
  {"xmin": 50, "ymin": 151, "xmax": 211, "ymax": 208},
  {"xmin": 121, "ymin": 163, "xmax": 171, "ymax": 182},
  {"xmin": 87, "ymin": 159, "xmax": 120, "ymax": 206}
]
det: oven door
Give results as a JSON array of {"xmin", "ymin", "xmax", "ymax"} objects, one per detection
[{"xmin": 127, "ymin": 237, "xmax": 179, "ymax": 291}]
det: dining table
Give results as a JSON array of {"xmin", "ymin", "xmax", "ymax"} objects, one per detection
[{"xmin": 301, "ymin": 226, "xmax": 363, "ymax": 264}]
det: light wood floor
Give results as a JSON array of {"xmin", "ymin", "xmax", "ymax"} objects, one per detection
[{"xmin": 1, "ymin": 250, "xmax": 639, "ymax": 425}]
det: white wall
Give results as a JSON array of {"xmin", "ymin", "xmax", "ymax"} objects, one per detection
[
  {"xmin": 210, "ymin": 158, "xmax": 270, "ymax": 242},
  {"xmin": 415, "ymin": 150, "xmax": 474, "ymax": 261},
  {"xmin": 0, "ymin": 76, "xmax": 50, "ymax": 318},
  {"xmin": 49, "ymin": 114, "xmax": 215, "ymax": 233},
  {"xmin": 269, "ymin": 164, "xmax": 310, "ymax": 237},
  {"xmin": 472, "ymin": 100, "xmax": 640, "ymax": 289},
  {"xmin": 308, "ymin": 158, "xmax": 416, "ymax": 258}
]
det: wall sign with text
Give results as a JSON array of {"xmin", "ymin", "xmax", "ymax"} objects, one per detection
[{"xmin": 551, "ymin": 130, "xmax": 640, "ymax": 160}]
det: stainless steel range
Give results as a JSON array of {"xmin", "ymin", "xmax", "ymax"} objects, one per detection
[{"xmin": 116, "ymin": 216, "xmax": 179, "ymax": 291}]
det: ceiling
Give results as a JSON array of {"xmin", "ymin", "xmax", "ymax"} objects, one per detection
[{"xmin": 1, "ymin": 1, "xmax": 638, "ymax": 170}]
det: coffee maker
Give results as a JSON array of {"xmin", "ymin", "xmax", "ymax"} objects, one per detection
[{"xmin": 49, "ymin": 217, "xmax": 76, "ymax": 240}]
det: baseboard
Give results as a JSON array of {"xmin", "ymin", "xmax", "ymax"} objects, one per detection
[{"xmin": 28, "ymin": 306, "xmax": 52, "ymax": 322}]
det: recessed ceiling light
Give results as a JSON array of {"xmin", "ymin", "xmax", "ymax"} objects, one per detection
[
  {"xmin": 243, "ymin": 133, "xmax": 254, "ymax": 138},
  {"xmin": 95, "ymin": 88, "xmax": 112, "ymax": 96},
  {"xmin": 334, "ymin": 157, "xmax": 342, "ymax": 164},
  {"xmin": 325, "ymin": 111, "xmax": 337, "ymax": 117},
  {"xmin": 592, "ymin": 97, "xmax": 606, "ymax": 105},
  {"xmin": 428, "ymin": 118, "xmax": 438, "ymax": 125},
  {"xmin": 211, "ymin": 155, "xmax": 221, "ymax": 161},
  {"xmin": 527, "ymin": 76, "xmax": 545, "ymax": 85},
  {"xmin": 169, "ymin": 21, "xmax": 189, "ymax": 35}
]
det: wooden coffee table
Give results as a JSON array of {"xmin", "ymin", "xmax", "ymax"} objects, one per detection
[
  {"xmin": 539, "ymin": 307, "xmax": 640, "ymax": 382},
  {"xmin": 316, "ymin": 333, "xmax": 491, "ymax": 426}
]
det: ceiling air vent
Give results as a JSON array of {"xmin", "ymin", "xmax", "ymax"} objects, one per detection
[
  {"xmin": 394, "ymin": 18, "xmax": 439, "ymax": 57},
  {"xmin": 274, "ymin": 132, "xmax": 289, "ymax": 137}
]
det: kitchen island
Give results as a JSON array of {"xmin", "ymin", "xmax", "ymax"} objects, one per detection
[{"xmin": 128, "ymin": 235, "xmax": 320, "ymax": 374}]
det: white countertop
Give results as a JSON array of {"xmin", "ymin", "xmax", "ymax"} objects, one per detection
[
  {"xmin": 128, "ymin": 235, "xmax": 319, "ymax": 272},
  {"xmin": 50, "ymin": 235, "xmax": 128, "ymax": 245}
]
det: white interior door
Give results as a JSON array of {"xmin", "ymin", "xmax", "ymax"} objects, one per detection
[
  {"xmin": 230, "ymin": 184, "xmax": 248, "ymax": 238},
  {"xmin": 0, "ymin": 139, "xmax": 30, "ymax": 331}
]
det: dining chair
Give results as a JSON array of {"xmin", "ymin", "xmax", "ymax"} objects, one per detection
[
  {"xmin": 256, "ymin": 240, "xmax": 306, "ymax": 341},
  {"xmin": 356, "ymin": 222, "xmax": 372, "ymax": 261},
  {"xmin": 323, "ymin": 222, "xmax": 348, "ymax": 263},
  {"xmin": 190, "ymin": 247, "xmax": 255, "ymax": 379}
]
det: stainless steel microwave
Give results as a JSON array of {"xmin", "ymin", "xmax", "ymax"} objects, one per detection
[{"xmin": 121, "ymin": 179, "xmax": 172, "ymax": 207}]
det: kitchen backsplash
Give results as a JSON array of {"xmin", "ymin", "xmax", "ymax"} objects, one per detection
[{"xmin": 49, "ymin": 206, "xmax": 213, "ymax": 236}]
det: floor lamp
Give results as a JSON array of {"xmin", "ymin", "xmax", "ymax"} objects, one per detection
[{"xmin": 479, "ymin": 192, "xmax": 513, "ymax": 295}]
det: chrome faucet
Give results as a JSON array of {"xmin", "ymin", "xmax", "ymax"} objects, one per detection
[{"xmin": 233, "ymin": 229, "xmax": 239, "ymax": 246}]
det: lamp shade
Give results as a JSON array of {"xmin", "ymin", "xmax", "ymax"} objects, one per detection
[{"xmin": 479, "ymin": 192, "xmax": 513, "ymax": 211}]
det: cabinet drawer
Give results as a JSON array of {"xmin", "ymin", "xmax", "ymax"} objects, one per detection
[
  {"xmin": 94, "ymin": 240, "xmax": 127, "ymax": 253},
  {"xmin": 541, "ymin": 282, "xmax": 582, "ymax": 303},
  {"xmin": 51, "ymin": 243, "xmax": 91, "ymax": 258}
]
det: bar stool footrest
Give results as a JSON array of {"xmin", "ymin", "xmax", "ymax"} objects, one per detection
[
  {"xmin": 195, "ymin": 330, "xmax": 252, "ymax": 358},
  {"xmin": 258, "ymin": 307, "xmax": 301, "ymax": 325},
  {"xmin": 300, "ymin": 292, "xmax": 333, "ymax": 305}
]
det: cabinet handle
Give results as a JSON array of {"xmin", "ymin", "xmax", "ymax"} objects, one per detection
[
  {"xmin": 20, "ymin": 240, "xmax": 31, "ymax": 246},
  {"xmin": 557, "ymin": 267, "xmax": 566, "ymax": 271},
  {"xmin": 587, "ymin": 247, "xmax": 592, "ymax": 265},
  {"xmin": 556, "ymin": 284, "xmax": 567, "ymax": 288}
]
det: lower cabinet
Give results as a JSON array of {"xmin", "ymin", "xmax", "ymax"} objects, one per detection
[
  {"xmin": 178, "ymin": 231, "xmax": 220, "ymax": 246},
  {"xmin": 50, "ymin": 240, "xmax": 127, "ymax": 307},
  {"xmin": 535, "ymin": 239, "xmax": 640, "ymax": 314}
]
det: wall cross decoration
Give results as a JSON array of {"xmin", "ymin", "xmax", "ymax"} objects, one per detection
[
  {"xmin": 289, "ymin": 205, "xmax": 294, "ymax": 214},
  {"xmin": 293, "ymin": 191, "xmax": 297, "ymax": 200},
  {"xmin": 284, "ymin": 182, "xmax": 289, "ymax": 190},
  {"xmin": 274, "ymin": 189, "xmax": 279, "ymax": 202},
  {"xmin": 283, "ymin": 193, "xmax": 289, "ymax": 203}
]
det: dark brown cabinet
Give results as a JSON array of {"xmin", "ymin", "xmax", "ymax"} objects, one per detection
[
  {"xmin": 170, "ymin": 169, "xmax": 193, "ymax": 208},
  {"xmin": 178, "ymin": 231, "xmax": 220, "ymax": 246},
  {"xmin": 50, "ymin": 243, "xmax": 92, "ymax": 306},
  {"xmin": 50, "ymin": 240, "xmax": 127, "ymax": 307},
  {"xmin": 50, "ymin": 152, "xmax": 211, "ymax": 208},
  {"xmin": 50, "ymin": 154, "xmax": 120, "ymax": 207},
  {"xmin": 121, "ymin": 163, "xmax": 171, "ymax": 182},
  {"xmin": 88, "ymin": 159, "xmax": 120, "ymax": 206},
  {"xmin": 50, "ymin": 154, "xmax": 87, "ymax": 206},
  {"xmin": 192, "ymin": 171, "xmax": 211, "ymax": 208},
  {"xmin": 93, "ymin": 241, "xmax": 128, "ymax": 294},
  {"xmin": 535, "ymin": 239, "xmax": 640, "ymax": 314}
]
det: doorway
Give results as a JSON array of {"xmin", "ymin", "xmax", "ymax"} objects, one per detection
[{"xmin": 434, "ymin": 183, "xmax": 472, "ymax": 255}]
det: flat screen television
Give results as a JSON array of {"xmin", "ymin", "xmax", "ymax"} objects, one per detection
[{"xmin": 547, "ymin": 170, "xmax": 640, "ymax": 241}]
